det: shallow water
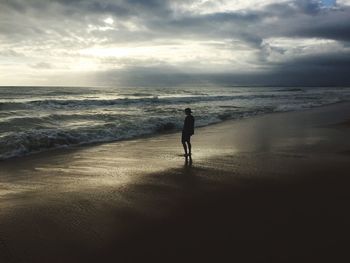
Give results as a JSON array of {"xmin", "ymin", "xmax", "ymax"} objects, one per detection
[{"xmin": 0, "ymin": 85, "xmax": 349, "ymax": 159}]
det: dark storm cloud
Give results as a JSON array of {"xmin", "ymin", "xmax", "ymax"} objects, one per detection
[
  {"xmin": 101, "ymin": 53, "xmax": 350, "ymax": 87},
  {"xmin": 8, "ymin": 0, "xmax": 172, "ymax": 17},
  {"xmin": 257, "ymin": 3, "xmax": 350, "ymax": 42},
  {"xmin": 294, "ymin": 0, "xmax": 322, "ymax": 14},
  {"xmin": 261, "ymin": 51, "xmax": 350, "ymax": 86},
  {"xmin": 127, "ymin": 11, "xmax": 264, "ymax": 49},
  {"xmin": 290, "ymin": 17, "xmax": 350, "ymax": 42},
  {"xmin": 1, "ymin": 0, "xmax": 348, "ymax": 44},
  {"xmin": 0, "ymin": 0, "xmax": 350, "ymax": 86},
  {"xmin": 273, "ymin": 51, "xmax": 350, "ymax": 75}
]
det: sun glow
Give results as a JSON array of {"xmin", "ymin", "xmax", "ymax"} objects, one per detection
[
  {"xmin": 78, "ymin": 40, "xmax": 257, "ymax": 68},
  {"xmin": 71, "ymin": 59, "xmax": 99, "ymax": 71},
  {"xmin": 103, "ymin": 17, "xmax": 114, "ymax": 25}
]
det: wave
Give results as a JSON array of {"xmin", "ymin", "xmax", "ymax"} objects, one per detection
[
  {"xmin": 0, "ymin": 105, "xmax": 275, "ymax": 160},
  {"xmin": 1, "ymin": 99, "xmax": 345, "ymax": 160},
  {"xmin": 0, "ymin": 112, "xmax": 128, "ymax": 127},
  {"xmin": 118, "ymin": 92, "xmax": 155, "ymax": 97},
  {"xmin": 1, "ymin": 85, "xmax": 349, "ymax": 161},
  {"xmin": 276, "ymin": 88, "xmax": 304, "ymax": 92},
  {"xmin": 0, "ymin": 117, "xmax": 184, "ymax": 160},
  {"xmin": 0, "ymin": 94, "xmax": 282, "ymax": 111}
]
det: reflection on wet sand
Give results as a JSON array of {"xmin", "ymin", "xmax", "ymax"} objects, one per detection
[{"xmin": 1, "ymin": 103, "xmax": 350, "ymax": 262}]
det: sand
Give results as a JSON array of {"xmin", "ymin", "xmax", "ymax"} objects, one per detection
[{"xmin": 1, "ymin": 102, "xmax": 350, "ymax": 262}]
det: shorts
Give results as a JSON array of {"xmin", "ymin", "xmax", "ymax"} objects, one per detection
[{"xmin": 181, "ymin": 132, "xmax": 192, "ymax": 143}]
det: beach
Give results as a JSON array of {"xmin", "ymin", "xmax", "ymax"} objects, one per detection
[{"xmin": 1, "ymin": 102, "xmax": 350, "ymax": 262}]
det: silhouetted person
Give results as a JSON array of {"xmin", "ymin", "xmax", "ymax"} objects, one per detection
[{"xmin": 182, "ymin": 108, "xmax": 194, "ymax": 159}]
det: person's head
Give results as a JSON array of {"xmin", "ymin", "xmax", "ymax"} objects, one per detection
[{"xmin": 184, "ymin": 108, "xmax": 192, "ymax": 115}]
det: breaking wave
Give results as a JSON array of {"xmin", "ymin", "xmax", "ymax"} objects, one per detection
[{"xmin": 1, "ymin": 86, "xmax": 349, "ymax": 160}]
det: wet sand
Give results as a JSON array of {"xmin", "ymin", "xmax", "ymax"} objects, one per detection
[{"xmin": 1, "ymin": 102, "xmax": 350, "ymax": 262}]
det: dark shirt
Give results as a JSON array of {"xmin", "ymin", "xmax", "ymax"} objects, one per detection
[{"xmin": 183, "ymin": 115, "xmax": 195, "ymax": 135}]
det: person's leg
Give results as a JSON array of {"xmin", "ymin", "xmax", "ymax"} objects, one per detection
[
  {"xmin": 187, "ymin": 141, "xmax": 191, "ymax": 156},
  {"xmin": 182, "ymin": 133, "xmax": 188, "ymax": 156},
  {"xmin": 182, "ymin": 142, "xmax": 188, "ymax": 156}
]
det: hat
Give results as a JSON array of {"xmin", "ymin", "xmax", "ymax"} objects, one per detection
[{"xmin": 185, "ymin": 108, "xmax": 192, "ymax": 113}]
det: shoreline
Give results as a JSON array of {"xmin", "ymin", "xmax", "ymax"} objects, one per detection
[
  {"xmin": 1, "ymin": 100, "xmax": 349, "ymax": 163},
  {"xmin": 1, "ymin": 101, "xmax": 350, "ymax": 262}
]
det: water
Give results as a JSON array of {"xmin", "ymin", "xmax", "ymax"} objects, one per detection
[{"xmin": 1, "ymin": 86, "xmax": 350, "ymax": 160}]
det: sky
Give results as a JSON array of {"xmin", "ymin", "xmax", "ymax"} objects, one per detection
[{"xmin": 0, "ymin": 0, "xmax": 350, "ymax": 87}]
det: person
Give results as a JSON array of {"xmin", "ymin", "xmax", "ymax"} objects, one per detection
[{"xmin": 182, "ymin": 108, "xmax": 195, "ymax": 158}]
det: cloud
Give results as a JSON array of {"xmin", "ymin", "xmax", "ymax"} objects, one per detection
[
  {"xmin": 260, "ymin": 37, "xmax": 349, "ymax": 63},
  {"xmin": 0, "ymin": 0, "xmax": 349, "ymax": 86},
  {"xmin": 0, "ymin": 49, "xmax": 24, "ymax": 57},
  {"xmin": 30, "ymin": 62, "xmax": 54, "ymax": 69},
  {"xmin": 337, "ymin": 0, "xmax": 350, "ymax": 6}
]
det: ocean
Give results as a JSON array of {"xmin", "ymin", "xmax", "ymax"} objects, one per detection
[{"xmin": 1, "ymin": 86, "xmax": 349, "ymax": 160}]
